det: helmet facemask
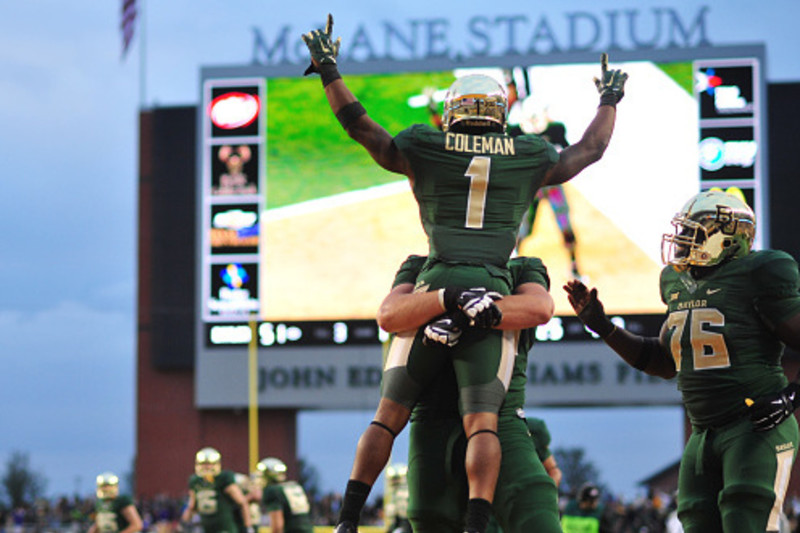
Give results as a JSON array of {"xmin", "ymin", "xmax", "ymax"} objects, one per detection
[
  {"xmin": 256, "ymin": 457, "xmax": 287, "ymax": 486},
  {"xmin": 195, "ymin": 447, "xmax": 222, "ymax": 480},
  {"xmin": 661, "ymin": 191, "xmax": 755, "ymax": 271},
  {"xmin": 96, "ymin": 472, "xmax": 120, "ymax": 500},
  {"xmin": 442, "ymin": 75, "xmax": 508, "ymax": 134},
  {"xmin": 386, "ymin": 463, "xmax": 408, "ymax": 488}
]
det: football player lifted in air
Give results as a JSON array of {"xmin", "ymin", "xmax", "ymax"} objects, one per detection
[
  {"xmin": 302, "ymin": 13, "xmax": 627, "ymax": 533},
  {"xmin": 378, "ymin": 253, "xmax": 559, "ymax": 533},
  {"xmin": 257, "ymin": 457, "xmax": 314, "ymax": 533},
  {"xmin": 88, "ymin": 472, "xmax": 144, "ymax": 533},
  {"xmin": 181, "ymin": 447, "xmax": 254, "ymax": 533},
  {"xmin": 565, "ymin": 190, "xmax": 800, "ymax": 533}
]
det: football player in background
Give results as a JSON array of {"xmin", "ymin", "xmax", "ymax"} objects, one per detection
[
  {"xmin": 564, "ymin": 190, "xmax": 800, "ymax": 533},
  {"xmin": 256, "ymin": 457, "xmax": 314, "ymax": 533},
  {"xmin": 378, "ymin": 254, "xmax": 560, "ymax": 533},
  {"xmin": 525, "ymin": 417, "xmax": 562, "ymax": 489},
  {"xmin": 302, "ymin": 14, "xmax": 627, "ymax": 533},
  {"xmin": 181, "ymin": 447, "xmax": 254, "ymax": 533},
  {"xmin": 234, "ymin": 470, "xmax": 263, "ymax": 532},
  {"xmin": 383, "ymin": 463, "xmax": 412, "ymax": 533},
  {"xmin": 88, "ymin": 472, "xmax": 143, "ymax": 533},
  {"xmin": 560, "ymin": 483, "xmax": 614, "ymax": 533}
]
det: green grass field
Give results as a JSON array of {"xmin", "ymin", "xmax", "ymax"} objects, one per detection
[{"xmin": 265, "ymin": 71, "xmax": 454, "ymax": 208}]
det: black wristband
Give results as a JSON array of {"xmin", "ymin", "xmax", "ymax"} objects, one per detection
[
  {"xmin": 441, "ymin": 287, "xmax": 466, "ymax": 312},
  {"xmin": 335, "ymin": 101, "xmax": 367, "ymax": 131},
  {"xmin": 599, "ymin": 92, "xmax": 619, "ymax": 108},
  {"xmin": 319, "ymin": 63, "xmax": 342, "ymax": 87}
]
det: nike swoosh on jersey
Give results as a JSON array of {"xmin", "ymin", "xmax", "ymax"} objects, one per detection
[{"xmin": 706, "ymin": 288, "xmax": 722, "ymax": 295}]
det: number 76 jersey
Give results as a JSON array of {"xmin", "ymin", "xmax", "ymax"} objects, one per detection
[
  {"xmin": 659, "ymin": 249, "xmax": 800, "ymax": 428},
  {"xmin": 393, "ymin": 124, "xmax": 558, "ymax": 267}
]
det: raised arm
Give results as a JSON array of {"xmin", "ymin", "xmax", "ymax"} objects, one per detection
[
  {"xmin": 564, "ymin": 279, "xmax": 676, "ymax": 379},
  {"xmin": 302, "ymin": 14, "xmax": 411, "ymax": 178},
  {"xmin": 544, "ymin": 53, "xmax": 628, "ymax": 186}
]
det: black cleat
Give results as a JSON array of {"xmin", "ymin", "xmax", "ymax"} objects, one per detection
[{"xmin": 333, "ymin": 521, "xmax": 357, "ymax": 533}]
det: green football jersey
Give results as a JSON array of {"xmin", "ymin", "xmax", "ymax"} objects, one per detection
[
  {"xmin": 393, "ymin": 124, "xmax": 558, "ymax": 266},
  {"xmin": 659, "ymin": 249, "xmax": 800, "ymax": 428},
  {"xmin": 261, "ymin": 481, "xmax": 314, "ymax": 533},
  {"xmin": 94, "ymin": 494, "xmax": 134, "ymax": 532},
  {"xmin": 188, "ymin": 470, "xmax": 241, "ymax": 533},
  {"xmin": 393, "ymin": 255, "xmax": 550, "ymax": 419}
]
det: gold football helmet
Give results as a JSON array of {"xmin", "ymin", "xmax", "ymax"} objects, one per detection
[
  {"xmin": 256, "ymin": 457, "xmax": 287, "ymax": 485},
  {"xmin": 442, "ymin": 74, "xmax": 507, "ymax": 134},
  {"xmin": 96, "ymin": 472, "xmax": 120, "ymax": 499},
  {"xmin": 195, "ymin": 447, "xmax": 222, "ymax": 479},
  {"xmin": 385, "ymin": 463, "xmax": 408, "ymax": 487},
  {"xmin": 662, "ymin": 190, "xmax": 755, "ymax": 271}
]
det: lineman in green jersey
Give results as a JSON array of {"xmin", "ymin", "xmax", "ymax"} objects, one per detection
[
  {"xmin": 302, "ymin": 14, "xmax": 627, "ymax": 533},
  {"xmin": 380, "ymin": 254, "xmax": 560, "ymax": 533},
  {"xmin": 181, "ymin": 447, "xmax": 254, "ymax": 533},
  {"xmin": 256, "ymin": 457, "xmax": 314, "ymax": 533},
  {"xmin": 88, "ymin": 472, "xmax": 143, "ymax": 533},
  {"xmin": 565, "ymin": 190, "xmax": 800, "ymax": 533},
  {"xmin": 526, "ymin": 417, "xmax": 563, "ymax": 489}
]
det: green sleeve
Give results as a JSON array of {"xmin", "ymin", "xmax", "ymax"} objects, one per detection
[
  {"xmin": 217, "ymin": 470, "xmax": 236, "ymax": 489},
  {"xmin": 117, "ymin": 495, "xmax": 134, "ymax": 508},
  {"xmin": 509, "ymin": 256, "xmax": 550, "ymax": 290},
  {"xmin": 392, "ymin": 255, "xmax": 427, "ymax": 287},
  {"xmin": 753, "ymin": 250, "xmax": 800, "ymax": 327}
]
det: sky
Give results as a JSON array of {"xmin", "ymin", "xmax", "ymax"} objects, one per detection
[{"xmin": 1, "ymin": 0, "xmax": 800, "ymax": 503}]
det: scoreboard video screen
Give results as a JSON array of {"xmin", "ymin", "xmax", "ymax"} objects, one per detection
[{"xmin": 197, "ymin": 47, "xmax": 766, "ymax": 350}]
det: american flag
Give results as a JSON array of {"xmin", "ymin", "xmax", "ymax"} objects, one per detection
[{"xmin": 121, "ymin": 0, "xmax": 137, "ymax": 58}]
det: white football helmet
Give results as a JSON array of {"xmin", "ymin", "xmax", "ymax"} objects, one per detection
[
  {"xmin": 96, "ymin": 472, "xmax": 120, "ymax": 499},
  {"xmin": 195, "ymin": 447, "xmax": 222, "ymax": 479},
  {"xmin": 256, "ymin": 457, "xmax": 287, "ymax": 485},
  {"xmin": 385, "ymin": 463, "xmax": 408, "ymax": 487}
]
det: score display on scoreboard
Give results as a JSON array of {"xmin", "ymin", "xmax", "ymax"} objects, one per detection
[{"xmin": 197, "ymin": 47, "xmax": 766, "ymax": 350}]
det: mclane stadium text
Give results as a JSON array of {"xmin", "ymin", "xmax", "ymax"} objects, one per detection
[{"xmin": 252, "ymin": 6, "xmax": 711, "ymax": 65}]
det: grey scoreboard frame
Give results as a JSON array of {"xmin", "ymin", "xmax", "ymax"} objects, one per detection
[{"xmin": 195, "ymin": 44, "xmax": 767, "ymax": 409}]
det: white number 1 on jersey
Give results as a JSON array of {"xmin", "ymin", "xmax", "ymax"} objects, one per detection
[{"xmin": 464, "ymin": 156, "xmax": 491, "ymax": 229}]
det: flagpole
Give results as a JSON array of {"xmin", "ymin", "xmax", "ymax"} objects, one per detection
[{"xmin": 139, "ymin": 0, "xmax": 147, "ymax": 108}]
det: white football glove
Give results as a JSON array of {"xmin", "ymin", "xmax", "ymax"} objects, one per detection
[{"xmin": 424, "ymin": 317, "xmax": 463, "ymax": 347}]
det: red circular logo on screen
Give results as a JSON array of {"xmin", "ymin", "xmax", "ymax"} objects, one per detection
[{"xmin": 208, "ymin": 92, "xmax": 260, "ymax": 130}]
